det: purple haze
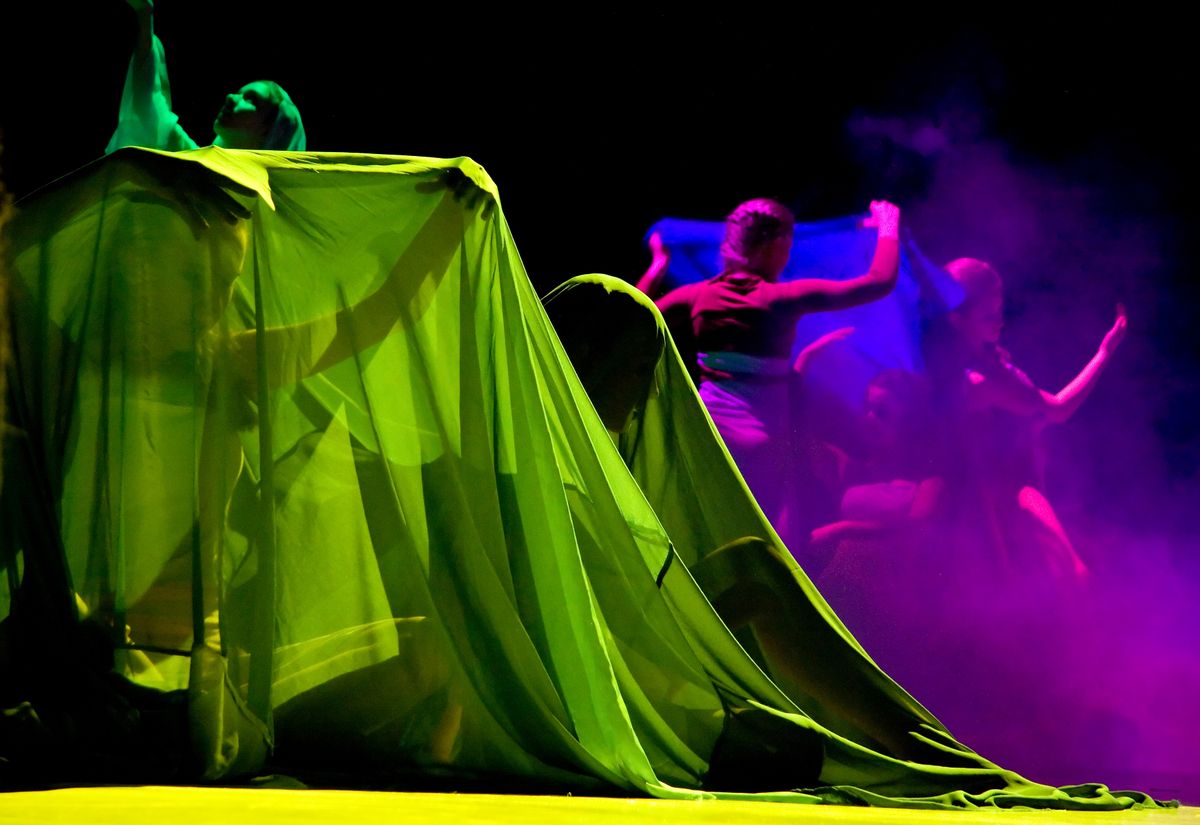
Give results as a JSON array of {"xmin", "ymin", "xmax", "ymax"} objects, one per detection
[{"xmin": 805, "ymin": 101, "xmax": 1200, "ymax": 802}]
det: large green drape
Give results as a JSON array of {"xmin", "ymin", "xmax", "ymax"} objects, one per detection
[{"xmin": 0, "ymin": 149, "xmax": 1166, "ymax": 809}]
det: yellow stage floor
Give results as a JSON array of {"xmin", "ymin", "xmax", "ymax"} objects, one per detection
[{"xmin": 0, "ymin": 787, "xmax": 1195, "ymax": 825}]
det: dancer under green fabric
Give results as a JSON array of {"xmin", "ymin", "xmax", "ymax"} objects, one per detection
[
  {"xmin": 541, "ymin": 275, "xmax": 946, "ymax": 762},
  {"xmin": 0, "ymin": 148, "xmax": 1167, "ymax": 810},
  {"xmin": 108, "ymin": 0, "xmax": 306, "ymax": 153},
  {"xmin": 541, "ymin": 273, "xmax": 1167, "ymax": 806}
]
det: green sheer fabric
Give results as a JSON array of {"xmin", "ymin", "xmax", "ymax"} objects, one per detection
[{"xmin": 0, "ymin": 150, "xmax": 1166, "ymax": 809}]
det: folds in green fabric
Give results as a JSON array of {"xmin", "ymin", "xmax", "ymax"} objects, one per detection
[{"xmin": 0, "ymin": 148, "xmax": 1169, "ymax": 810}]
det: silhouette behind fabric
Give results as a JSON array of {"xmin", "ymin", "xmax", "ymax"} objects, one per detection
[{"xmin": 0, "ymin": 149, "xmax": 1166, "ymax": 810}]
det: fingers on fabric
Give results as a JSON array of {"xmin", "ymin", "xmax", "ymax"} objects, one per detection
[
  {"xmin": 415, "ymin": 168, "xmax": 495, "ymax": 220},
  {"xmin": 134, "ymin": 157, "xmax": 253, "ymax": 232},
  {"xmin": 176, "ymin": 173, "xmax": 253, "ymax": 228}
]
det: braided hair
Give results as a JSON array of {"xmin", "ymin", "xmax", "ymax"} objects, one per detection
[{"xmin": 719, "ymin": 198, "xmax": 795, "ymax": 276}]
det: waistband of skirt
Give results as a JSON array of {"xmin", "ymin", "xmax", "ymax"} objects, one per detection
[{"xmin": 697, "ymin": 351, "xmax": 792, "ymax": 377}]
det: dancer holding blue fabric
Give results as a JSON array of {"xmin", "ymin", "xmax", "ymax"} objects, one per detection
[{"xmin": 637, "ymin": 198, "xmax": 901, "ymax": 550}]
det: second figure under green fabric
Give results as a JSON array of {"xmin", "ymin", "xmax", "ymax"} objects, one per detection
[{"xmin": 539, "ymin": 273, "xmax": 1158, "ymax": 806}]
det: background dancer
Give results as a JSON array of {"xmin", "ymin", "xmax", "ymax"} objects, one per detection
[
  {"xmin": 636, "ymin": 198, "xmax": 902, "ymax": 551},
  {"xmin": 922, "ymin": 257, "xmax": 1127, "ymax": 583}
]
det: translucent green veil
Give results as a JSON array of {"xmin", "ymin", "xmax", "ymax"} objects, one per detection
[
  {"xmin": 0, "ymin": 150, "xmax": 1164, "ymax": 809},
  {"xmin": 541, "ymin": 274, "xmax": 1167, "ymax": 808}
]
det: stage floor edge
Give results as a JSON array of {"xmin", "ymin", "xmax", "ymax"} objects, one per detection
[{"xmin": 0, "ymin": 787, "xmax": 1195, "ymax": 825}]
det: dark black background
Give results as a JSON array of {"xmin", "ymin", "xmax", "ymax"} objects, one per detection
[
  {"xmin": 3, "ymin": 3, "xmax": 1197, "ymax": 547},
  {"xmin": 2, "ymin": 5, "xmax": 1192, "ymax": 283}
]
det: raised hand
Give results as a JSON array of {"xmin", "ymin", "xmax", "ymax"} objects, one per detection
[
  {"xmin": 1100, "ymin": 303, "xmax": 1128, "ymax": 357},
  {"xmin": 415, "ymin": 166, "xmax": 495, "ymax": 221},
  {"xmin": 862, "ymin": 200, "xmax": 900, "ymax": 239},
  {"xmin": 635, "ymin": 231, "xmax": 672, "ymax": 298},
  {"xmin": 648, "ymin": 231, "xmax": 670, "ymax": 266}
]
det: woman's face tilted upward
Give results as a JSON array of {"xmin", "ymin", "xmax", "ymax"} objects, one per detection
[{"xmin": 213, "ymin": 82, "xmax": 277, "ymax": 149}]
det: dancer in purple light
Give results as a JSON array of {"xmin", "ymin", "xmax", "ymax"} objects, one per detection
[
  {"xmin": 923, "ymin": 257, "xmax": 1128, "ymax": 583},
  {"xmin": 636, "ymin": 198, "xmax": 902, "ymax": 550}
]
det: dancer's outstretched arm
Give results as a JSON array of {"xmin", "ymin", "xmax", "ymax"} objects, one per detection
[
  {"xmin": 775, "ymin": 201, "xmax": 901, "ymax": 313},
  {"xmin": 1039, "ymin": 305, "xmax": 1127, "ymax": 423},
  {"xmin": 975, "ymin": 305, "xmax": 1127, "ymax": 423},
  {"xmin": 108, "ymin": 0, "xmax": 199, "ymax": 153},
  {"xmin": 128, "ymin": 0, "xmax": 154, "ymax": 52},
  {"xmin": 635, "ymin": 231, "xmax": 672, "ymax": 299}
]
